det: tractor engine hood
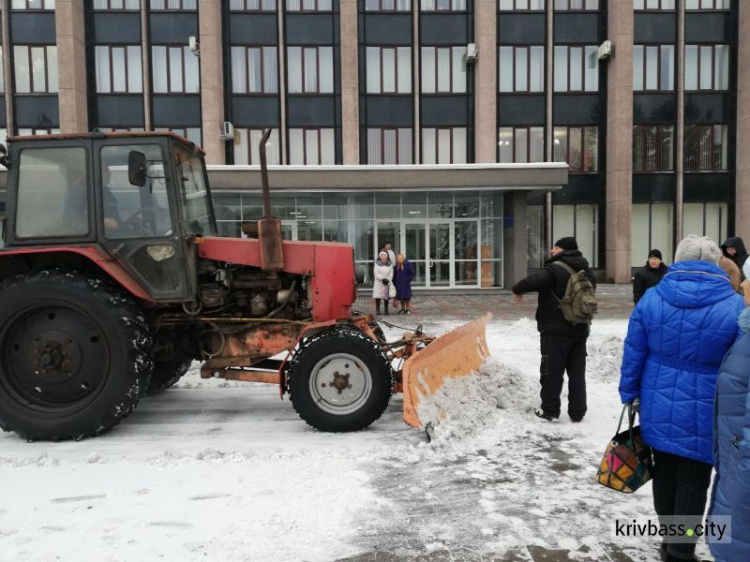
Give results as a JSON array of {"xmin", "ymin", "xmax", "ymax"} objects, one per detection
[{"xmin": 196, "ymin": 237, "xmax": 357, "ymax": 322}]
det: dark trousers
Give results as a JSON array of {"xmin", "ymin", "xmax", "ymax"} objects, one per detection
[
  {"xmin": 652, "ymin": 449, "xmax": 713, "ymax": 560},
  {"xmin": 539, "ymin": 333, "xmax": 587, "ymax": 419},
  {"xmin": 374, "ymin": 298, "xmax": 389, "ymax": 314}
]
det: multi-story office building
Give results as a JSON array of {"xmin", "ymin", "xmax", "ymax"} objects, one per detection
[{"xmin": 0, "ymin": 0, "xmax": 746, "ymax": 288}]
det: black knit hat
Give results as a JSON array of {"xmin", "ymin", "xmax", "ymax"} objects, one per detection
[
  {"xmin": 554, "ymin": 237, "xmax": 578, "ymax": 252},
  {"xmin": 648, "ymin": 249, "xmax": 663, "ymax": 260}
]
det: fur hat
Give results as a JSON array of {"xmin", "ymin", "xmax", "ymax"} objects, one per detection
[
  {"xmin": 554, "ymin": 237, "xmax": 578, "ymax": 252},
  {"xmin": 648, "ymin": 249, "xmax": 663, "ymax": 260},
  {"xmin": 674, "ymin": 235, "xmax": 722, "ymax": 264}
]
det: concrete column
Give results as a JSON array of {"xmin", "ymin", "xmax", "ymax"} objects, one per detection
[
  {"xmin": 55, "ymin": 0, "xmax": 88, "ymax": 133},
  {"xmin": 675, "ymin": 0, "xmax": 685, "ymax": 241},
  {"xmin": 736, "ymin": 1, "xmax": 750, "ymax": 241},
  {"xmin": 277, "ymin": 5, "xmax": 287, "ymax": 164},
  {"xmin": 340, "ymin": 0, "xmax": 360, "ymax": 165},
  {"xmin": 140, "ymin": 3, "xmax": 152, "ymax": 130},
  {"xmin": 474, "ymin": 0, "xmax": 497, "ymax": 163},
  {"xmin": 412, "ymin": 3, "xmax": 420, "ymax": 163},
  {"xmin": 2, "ymin": 0, "xmax": 12, "ymax": 135},
  {"xmin": 545, "ymin": 0, "xmax": 554, "ymax": 252},
  {"xmin": 199, "ymin": 0, "xmax": 225, "ymax": 164},
  {"xmin": 504, "ymin": 191, "xmax": 529, "ymax": 287},
  {"xmin": 605, "ymin": 0, "xmax": 634, "ymax": 283}
]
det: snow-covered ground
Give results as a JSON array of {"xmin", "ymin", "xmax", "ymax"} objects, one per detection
[{"xmin": 0, "ymin": 318, "xmax": 714, "ymax": 562}]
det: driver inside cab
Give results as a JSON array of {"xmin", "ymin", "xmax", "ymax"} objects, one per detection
[{"xmin": 101, "ymin": 163, "xmax": 122, "ymax": 233}]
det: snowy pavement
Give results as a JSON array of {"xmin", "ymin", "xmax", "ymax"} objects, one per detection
[{"xmin": 0, "ymin": 301, "xmax": 715, "ymax": 561}]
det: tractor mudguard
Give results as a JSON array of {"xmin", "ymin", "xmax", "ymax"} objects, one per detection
[{"xmin": 0, "ymin": 246, "xmax": 154, "ymax": 303}]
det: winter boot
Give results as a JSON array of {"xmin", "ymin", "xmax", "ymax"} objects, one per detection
[
  {"xmin": 534, "ymin": 409, "xmax": 559, "ymax": 421},
  {"xmin": 384, "ymin": 301, "xmax": 389, "ymax": 315}
]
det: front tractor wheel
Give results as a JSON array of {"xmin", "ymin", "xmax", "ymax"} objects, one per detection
[
  {"xmin": 288, "ymin": 328, "xmax": 393, "ymax": 432},
  {"xmin": 0, "ymin": 269, "xmax": 153, "ymax": 441}
]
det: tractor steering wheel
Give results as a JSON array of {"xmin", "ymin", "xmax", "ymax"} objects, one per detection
[{"xmin": 120, "ymin": 208, "xmax": 157, "ymax": 236}]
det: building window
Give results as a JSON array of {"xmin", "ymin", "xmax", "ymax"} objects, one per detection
[
  {"xmin": 553, "ymin": 46, "xmax": 598, "ymax": 92},
  {"xmin": 685, "ymin": 0, "xmax": 729, "ymax": 9},
  {"xmin": 95, "ymin": 46, "xmax": 143, "ymax": 94},
  {"xmin": 11, "ymin": 0, "xmax": 55, "ymax": 9},
  {"xmin": 18, "ymin": 128, "xmax": 61, "ymax": 135},
  {"xmin": 234, "ymin": 128, "xmax": 281, "ymax": 165},
  {"xmin": 685, "ymin": 45, "xmax": 729, "ymax": 91},
  {"xmin": 0, "ymin": 47, "xmax": 4, "ymax": 93},
  {"xmin": 95, "ymin": 127, "xmax": 146, "ymax": 132},
  {"xmin": 421, "ymin": 0, "xmax": 466, "ymax": 11},
  {"xmin": 94, "ymin": 0, "xmax": 140, "ymax": 8},
  {"xmin": 554, "ymin": 0, "xmax": 598, "ymax": 8},
  {"xmin": 229, "ymin": 0, "xmax": 276, "ymax": 9},
  {"xmin": 367, "ymin": 128, "xmax": 413, "ymax": 164},
  {"xmin": 553, "ymin": 126, "xmax": 598, "ymax": 173},
  {"xmin": 152, "ymin": 46, "xmax": 200, "ymax": 93},
  {"xmin": 154, "ymin": 127, "xmax": 202, "ymax": 146},
  {"xmin": 684, "ymin": 124, "xmax": 728, "ymax": 171},
  {"xmin": 421, "ymin": 47, "xmax": 466, "ymax": 94},
  {"xmin": 498, "ymin": 127, "xmax": 545, "ymax": 163},
  {"xmin": 498, "ymin": 0, "xmax": 544, "ymax": 10},
  {"xmin": 553, "ymin": 205, "xmax": 598, "ymax": 267},
  {"xmin": 366, "ymin": 47, "xmax": 412, "ymax": 94},
  {"xmin": 289, "ymin": 129, "xmax": 335, "ymax": 165},
  {"xmin": 14, "ymin": 46, "xmax": 58, "ymax": 94},
  {"xmin": 231, "ymin": 47, "xmax": 278, "ymax": 94},
  {"xmin": 633, "ymin": 125, "xmax": 674, "ymax": 172},
  {"xmin": 634, "ymin": 0, "xmax": 675, "ymax": 9},
  {"xmin": 366, "ymin": 0, "xmax": 411, "ymax": 10},
  {"xmin": 287, "ymin": 46, "xmax": 334, "ymax": 94},
  {"xmin": 631, "ymin": 203, "xmax": 674, "ymax": 267},
  {"xmin": 633, "ymin": 45, "xmax": 675, "ymax": 91},
  {"xmin": 499, "ymin": 46, "xmax": 544, "ymax": 93},
  {"xmin": 149, "ymin": 0, "xmax": 196, "ymax": 9},
  {"xmin": 286, "ymin": 0, "xmax": 333, "ymax": 11},
  {"xmin": 683, "ymin": 203, "xmax": 728, "ymax": 247},
  {"xmin": 422, "ymin": 127, "xmax": 467, "ymax": 164}
]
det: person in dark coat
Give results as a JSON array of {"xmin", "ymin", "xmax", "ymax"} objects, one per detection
[
  {"xmin": 620, "ymin": 235, "xmax": 744, "ymax": 562},
  {"xmin": 632, "ymin": 249, "xmax": 668, "ymax": 304},
  {"xmin": 512, "ymin": 237, "xmax": 596, "ymax": 423},
  {"xmin": 721, "ymin": 236, "xmax": 748, "ymax": 273},
  {"xmin": 393, "ymin": 254, "xmax": 415, "ymax": 314},
  {"xmin": 708, "ymin": 307, "xmax": 750, "ymax": 562}
]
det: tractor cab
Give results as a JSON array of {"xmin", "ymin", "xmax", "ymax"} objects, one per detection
[{"xmin": 0, "ymin": 132, "xmax": 216, "ymax": 302}]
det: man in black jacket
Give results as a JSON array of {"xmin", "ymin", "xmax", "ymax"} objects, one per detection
[
  {"xmin": 632, "ymin": 249, "xmax": 668, "ymax": 304},
  {"xmin": 512, "ymin": 237, "xmax": 596, "ymax": 422}
]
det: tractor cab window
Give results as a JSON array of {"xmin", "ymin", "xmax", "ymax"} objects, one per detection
[
  {"xmin": 101, "ymin": 144, "xmax": 173, "ymax": 239},
  {"xmin": 174, "ymin": 148, "xmax": 213, "ymax": 236},
  {"xmin": 16, "ymin": 147, "xmax": 90, "ymax": 239}
]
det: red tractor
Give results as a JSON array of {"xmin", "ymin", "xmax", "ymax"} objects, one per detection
[{"xmin": 0, "ymin": 131, "xmax": 490, "ymax": 441}]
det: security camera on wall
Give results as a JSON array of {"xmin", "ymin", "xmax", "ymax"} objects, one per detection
[{"xmin": 189, "ymin": 36, "xmax": 200, "ymax": 57}]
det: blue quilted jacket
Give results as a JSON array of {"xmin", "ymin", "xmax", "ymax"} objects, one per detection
[
  {"xmin": 619, "ymin": 260, "xmax": 744, "ymax": 464},
  {"xmin": 709, "ymin": 308, "xmax": 750, "ymax": 562}
]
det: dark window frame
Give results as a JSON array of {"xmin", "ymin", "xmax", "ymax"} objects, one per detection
[
  {"xmin": 633, "ymin": 124, "xmax": 675, "ymax": 172},
  {"xmin": 151, "ymin": 45, "xmax": 200, "ymax": 95},
  {"xmin": 684, "ymin": 123, "xmax": 728, "ymax": 172},
  {"xmin": 93, "ymin": 0, "xmax": 141, "ymax": 9},
  {"xmin": 553, "ymin": 0, "xmax": 599, "ymax": 10},
  {"xmin": 367, "ymin": 127, "xmax": 413, "ymax": 165},
  {"xmin": 286, "ymin": 0, "xmax": 334, "ymax": 12},
  {"xmin": 288, "ymin": 127, "xmax": 335, "ymax": 165},
  {"xmin": 633, "ymin": 0, "xmax": 676, "ymax": 10},
  {"xmin": 420, "ymin": 0, "xmax": 467, "ymax": 12},
  {"xmin": 497, "ymin": 126, "xmax": 545, "ymax": 163},
  {"xmin": 634, "ymin": 44, "xmax": 676, "ymax": 92},
  {"xmin": 149, "ymin": 0, "xmax": 197, "ymax": 11},
  {"xmin": 288, "ymin": 45, "xmax": 334, "ymax": 94},
  {"xmin": 228, "ymin": 0, "xmax": 277, "ymax": 11},
  {"xmin": 685, "ymin": 0, "xmax": 730, "ymax": 9},
  {"xmin": 421, "ymin": 127, "xmax": 467, "ymax": 164},
  {"xmin": 684, "ymin": 44, "xmax": 730, "ymax": 92},
  {"xmin": 10, "ymin": 0, "xmax": 55, "ymax": 10},
  {"xmin": 554, "ymin": 45, "xmax": 599, "ymax": 93},
  {"xmin": 498, "ymin": 0, "xmax": 545, "ymax": 11},
  {"xmin": 498, "ymin": 45, "xmax": 545, "ymax": 93},
  {"xmin": 95, "ymin": 45, "xmax": 143, "ymax": 94},
  {"xmin": 553, "ymin": 125, "xmax": 599, "ymax": 174},
  {"xmin": 421, "ymin": 45, "xmax": 466, "ymax": 95},
  {"xmin": 14, "ymin": 45, "xmax": 57, "ymax": 94},
  {"xmin": 367, "ymin": 46, "xmax": 411, "ymax": 95},
  {"xmin": 231, "ymin": 45, "xmax": 279, "ymax": 94}
]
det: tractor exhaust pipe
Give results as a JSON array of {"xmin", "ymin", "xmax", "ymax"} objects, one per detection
[{"xmin": 257, "ymin": 129, "xmax": 284, "ymax": 274}]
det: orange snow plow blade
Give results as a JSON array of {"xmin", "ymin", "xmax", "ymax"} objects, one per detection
[{"xmin": 402, "ymin": 313, "xmax": 492, "ymax": 429}]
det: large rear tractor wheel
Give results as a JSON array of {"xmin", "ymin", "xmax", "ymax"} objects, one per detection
[
  {"xmin": 147, "ymin": 358, "xmax": 193, "ymax": 396},
  {"xmin": 0, "ymin": 269, "xmax": 153, "ymax": 441},
  {"xmin": 288, "ymin": 328, "xmax": 393, "ymax": 432}
]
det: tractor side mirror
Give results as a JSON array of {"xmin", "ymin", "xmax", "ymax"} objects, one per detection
[
  {"xmin": 128, "ymin": 150, "xmax": 147, "ymax": 187},
  {"xmin": 0, "ymin": 143, "xmax": 9, "ymax": 169}
]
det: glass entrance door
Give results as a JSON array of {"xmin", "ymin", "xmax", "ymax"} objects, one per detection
[
  {"xmin": 429, "ymin": 222, "xmax": 451, "ymax": 287},
  {"xmin": 404, "ymin": 222, "xmax": 427, "ymax": 287}
]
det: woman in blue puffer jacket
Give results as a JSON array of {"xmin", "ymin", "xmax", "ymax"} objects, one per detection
[
  {"xmin": 619, "ymin": 235, "xmax": 744, "ymax": 562},
  {"xmin": 708, "ymin": 306, "xmax": 750, "ymax": 562}
]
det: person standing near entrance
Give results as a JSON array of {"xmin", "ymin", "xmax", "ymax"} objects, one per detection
[
  {"xmin": 382, "ymin": 242, "xmax": 396, "ymax": 266},
  {"xmin": 632, "ymin": 249, "xmax": 668, "ymax": 304},
  {"xmin": 393, "ymin": 254, "xmax": 414, "ymax": 314},
  {"xmin": 511, "ymin": 237, "xmax": 596, "ymax": 422},
  {"xmin": 373, "ymin": 250, "xmax": 394, "ymax": 315}
]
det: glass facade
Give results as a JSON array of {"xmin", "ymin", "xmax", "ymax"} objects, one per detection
[{"xmin": 212, "ymin": 191, "xmax": 505, "ymax": 287}]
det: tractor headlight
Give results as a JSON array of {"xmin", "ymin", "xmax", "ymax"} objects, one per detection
[{"xmin": 147, "ymin": 244, "xmax": 176, "ymax": 262}]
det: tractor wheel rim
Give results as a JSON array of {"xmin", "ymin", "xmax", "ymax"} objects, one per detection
[
  {"xmin": 309, "ymin": 353, "xmax": 372, "ymax": 415},
  {"xmin": 1, "ymin": 304, "xmax": 110, "ymax": 413}
]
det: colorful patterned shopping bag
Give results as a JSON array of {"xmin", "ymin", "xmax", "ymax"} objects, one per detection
[{"xmin": 597, "ymin": 404, "xmax": 653, "ymax": 493}]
